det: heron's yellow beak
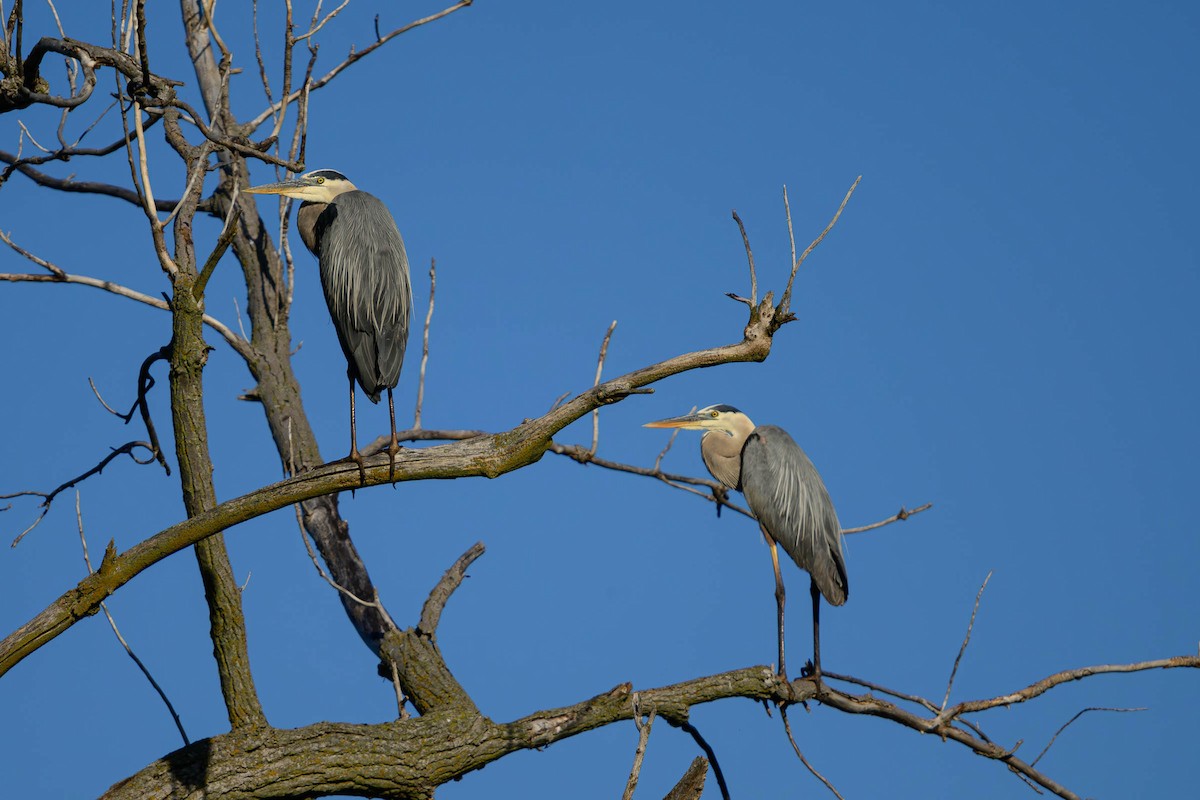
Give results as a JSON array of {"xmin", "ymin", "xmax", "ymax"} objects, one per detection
[
  {"xmin": 643, "ymin": 413, "xmax": 706, "ymax": 430},
  {"xmin": 244, "ymin": 178, "xmax": 312, "ymax": 197}
]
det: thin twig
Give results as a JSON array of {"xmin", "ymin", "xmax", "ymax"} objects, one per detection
[
  {"xmin": 159, "ymin": 158, "xmax": 205, "ymax": 228},
  {"xmin": 731, "ymin": 210, "xmax": 757, "ymax": 306},
  {"xmin": 622, "ymin": 694, "xmax": 655, "ymax": 800},
  {"xmin": 652, "ymin": 424, "xmax": 683, "ymax": 472},
  {"xmin": 292, "ymin": 502, "xmax": 379, "ymax": 609},
  {"xmin": 947, "ymin": 657, "xmax": 1195, "ymax": 717},
  {"xmin": 549, "ymin": 441, "xmax": 754, "ymax": 519},
  {"xmin": 842, "ymin": 503, "xmax": 933, "ymax": 534},
  {"xmin": 1031, "ymin": 707, "xmax": 1146, "ymax": 767},
  {"xmin": 76, "ymin": 492, "xmax": 189, "ymax": 745},
  {"xmin": 131, "ymin": 100, "xmax": 159, "ymax": 227},
  {"xmin": 193, "ymin": 186, "xmax": 242, "ymax": 298},
  {"xmin": 779, "ymin": 176, "xmax": 861, "ymax": 316},
  {"xmin": 246, "ymin": 1, "xmax": 474, "ymax": 133},
  {"xmin": 823, "ymin": 671, "xmax": 939, "ymax": 713},
  {"xmin": 589, "ymin": 320, "xmax": 618, "ymax": 457},
  {"xmin": 783, "ymin": 184, "xmax": 796, "ymax": 272},
  {"xmin": 0, "ymin": 229, "xmax": 65, "ymax": 277},
  {"xmin": 16, "ymin": 121, "xmax": 51, "ymax": 153},
  {"xmin": 357, "ymin": 428, "xmax": 486, "ymax": 457},
  {"xmin": 0, "ymin": 270, "xmax": 249, "ymax": 358},
  {"xmin": 294, "ymin": 0, "xmax": 351, "ymax": 41},
  {"xmin": 942, "ymin": 571, "xmax": 993, "ymax": 711},
  {"xmin": 200, "ymin": 0, "xmax": 230, "ymax": 60},
  {"xmin": 6, "ymin": 442, "xmax": 157, "ymax": 546},
  {"xmin": 88, "ymin": 377, "xmax": 126, "ymax": 418},
  {"xmin": 781, "ymin": 705, "xmax": 846, "ymax": 799},
  {"xmin": 413, "ymin": 259, "xmax": 436, "ymax": 429},
  {"xmin": 389, "ymin": 659, "xmax": 410, "ymax": 721},
  {"xmin": 550, "ymin": 439, "xmax": 932, "ymax": 539}
]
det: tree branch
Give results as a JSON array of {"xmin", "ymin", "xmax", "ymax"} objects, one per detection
[
  {"xmin": 0, "ymin": 269, "xmax": 254, "ymax": 360},
  {"xmin": 105, "ymin": 646, "xmax": 1193, "ymax": 800},
  {"xmin": 0, "ymin": 304, "xmax": 784, "ymax": 678}
]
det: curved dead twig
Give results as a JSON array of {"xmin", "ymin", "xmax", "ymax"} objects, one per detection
[
  {"xmin": 4, "ymin": 441, "xmax": 157, "ymax": 546},
  {"xmin": 1031, "ymin": 706, "xmax": 1146, "ymax": 767},
  {"xmin": 131, "ymin": 348, "xmax": 171, "ymax": 475},
  {"xmin": 677, "ymin": 720, "xmax": 730, "ymax": 800},
  {"xmin": 5, "ymin": 36, "xmax": 98, "ymax": 111},
  {"xmin": 731, "ymin": 210, "xmax": 758, "ymax": 306},
  {"xmin": 781, "ymin": 705, "xmax": 845, "ymax": 799}
]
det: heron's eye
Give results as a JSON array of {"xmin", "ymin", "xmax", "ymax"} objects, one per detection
[
  {"xmin": 710, "ymin": 411, "xmax": 718, "ymax": 418},
  {"xmin": 316, "ymin": 176, "xmax": 325, "ymax": 184}
]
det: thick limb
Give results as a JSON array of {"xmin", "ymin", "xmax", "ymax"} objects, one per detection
[
  {"xmin": 386, "ymin": 387, "xmax": 400, "ymax": 482},
  {"xmin": 766, "ymin": 530, "xmax": 787, "ymax": 679},
  {"xmin": 348, "ymin": 373, "xmax": 366, "ymax": 486}
]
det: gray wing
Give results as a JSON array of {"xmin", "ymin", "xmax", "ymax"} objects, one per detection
[
  {"xmin": 740, "ymin": 425, "xmax": 847, "ymax": 605},
  {"xmin": 317, "ymin": 191, "xmax": 412, "ymax": 402}
]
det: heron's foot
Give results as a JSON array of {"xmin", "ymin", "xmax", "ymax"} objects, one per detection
[
  {"xmin": 800, "ymin": 658, "xmax": 820, "ymax": 681},
  {"xmin": 348, "ymin": 448, "xmax": 367, "ymax": 487},
  {"xmin": 387, "ymin": 437, "xmax": 401, "ymax": 483}
]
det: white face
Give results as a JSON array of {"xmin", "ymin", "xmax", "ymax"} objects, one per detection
[
  {"xmin": 245, "ymin": 170, "xmax": 356, "ymax": 202},
  {"xmin": 644, "ymin": 405, "xmax": 742, "ymax": 435},
  {"xmin": 293, "ymin": 171, "xmax": 357, "ymax": 202}
]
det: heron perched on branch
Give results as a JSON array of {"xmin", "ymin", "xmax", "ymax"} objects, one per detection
[
  {"xmin": 247, "ymin": 169, "xmax": 412, "ymax": 483},
  {"xmin": 645, "ymin": 404, "xmax": 847, "ymax": 679}
]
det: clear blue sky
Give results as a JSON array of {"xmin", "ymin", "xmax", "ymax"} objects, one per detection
[{"xmin": 1, "ymin": 2, "xmax": 1197, "ymax": 798}]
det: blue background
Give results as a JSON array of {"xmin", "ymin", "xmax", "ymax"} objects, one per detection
[{"xmin": 1, "ymin": 2, "xmax": 1196, "ymax": 798}]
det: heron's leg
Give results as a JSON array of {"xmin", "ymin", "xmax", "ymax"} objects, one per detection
[
  {"xmin": 348, "ymin": 374, "xmax": 366, "ymax": 486},
  {"xmin": 810, "ymin": 578, "xmax": 823, "ymax": 680},
  {"xmin": 386, "ymin": 387, "xmax": 400, "ymax": 482},
  {"xmin": 766, "ymin": 531, "xmax": 787, "ymax": 680}
]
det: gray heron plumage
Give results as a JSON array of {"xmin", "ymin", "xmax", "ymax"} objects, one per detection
[
  {"xmin": 645, "ymin": 404, "xmax": 846, "ymax": 678},
  {"xmin": 247, "ymin": 169, "xmax": 412, "ymax": 482}
]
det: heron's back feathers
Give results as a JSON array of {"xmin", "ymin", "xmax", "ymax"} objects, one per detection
[
  {"xmin": 313, "ymin": 191, "xmax": 412, "ymax": 401},
  {"xmin": 740, "ymin": 425, "xmax": 848, "ymax": 606}
]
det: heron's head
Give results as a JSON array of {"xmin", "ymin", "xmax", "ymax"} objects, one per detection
[
  {"xmin": 643, "ymin": 404, "xmax": 753, "ymax": 437},
  {"xmin": 245, "ymin": 169, "xmax": 357, "ymax": 203}
]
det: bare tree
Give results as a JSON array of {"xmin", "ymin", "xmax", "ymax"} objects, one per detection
[{"xmin": 1, "ymin": 4, "xmax": 1194, "ymax": 799}]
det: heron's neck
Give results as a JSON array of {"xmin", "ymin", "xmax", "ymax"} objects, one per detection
[
  {"xmin": 297, "ymin": 201, "xmax": 328, "ymax": 256},
  {"xmin": 701, "ymin": 429, "xmax": 749, "ymax": 490}
]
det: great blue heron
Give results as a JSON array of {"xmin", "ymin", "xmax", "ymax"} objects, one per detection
[
  {"xmin": 645, "ymin": 405, "xmax": 847, "ymax": 678},
  {"xmin": 247, "ymin": 169, "xmax": 412, "ymax": 483}
]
